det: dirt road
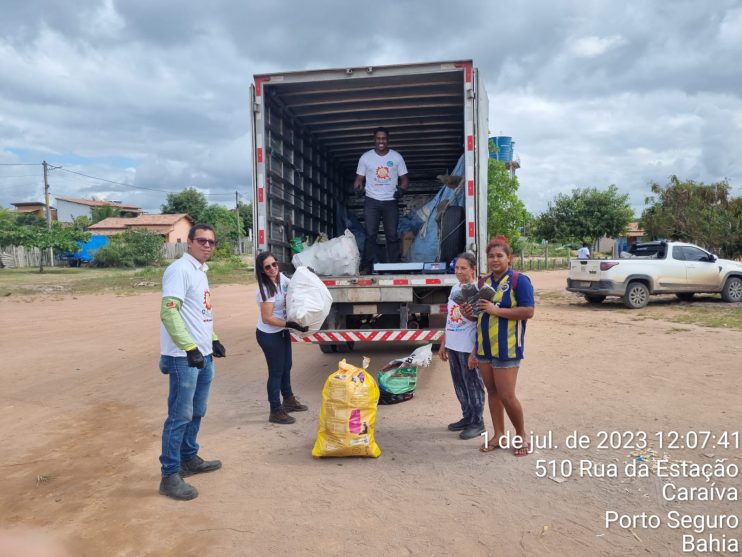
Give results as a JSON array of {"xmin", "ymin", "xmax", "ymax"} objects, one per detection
[{"xmin": 2, "ymin": 270, "xmax": 740, "ymax": 556}]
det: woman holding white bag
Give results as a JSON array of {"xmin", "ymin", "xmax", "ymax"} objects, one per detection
[{"xmin": 255, "ymin": 251, "xmax": 309, "ymax": 425}]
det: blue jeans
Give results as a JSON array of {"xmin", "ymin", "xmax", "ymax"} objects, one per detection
[
  {"xmin": 159, "ymin": 355, "xmax": 214, "ymax": 476},
  {"xmin": 363, "ymin": 197, "xmax": 400, "ymax": 267},
  {"xmin": 256, "ymin": 329, "xmax": 293, "ymax": 411}
]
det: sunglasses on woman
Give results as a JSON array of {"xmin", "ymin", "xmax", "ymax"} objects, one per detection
[
  {"xmin": 264, "ymin": 261, "xmax": 279, "ymax": 271},
  {"xmin": 194, "ymin": 237, "xmax": 216, "ymax": 247}
]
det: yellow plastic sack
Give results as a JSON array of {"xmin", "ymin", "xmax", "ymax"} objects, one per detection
[{"xmin": 312, "ymin": 359, "xmax": 381, "ymax": 458}]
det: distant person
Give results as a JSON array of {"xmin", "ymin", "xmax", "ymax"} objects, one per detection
[
  {"xmin": 158, "ymin": 224, "xmax": 225, "ymax": 501},
  {"xmin": 354, "ymin": 127, "xmax": 409, "ymax": 274},
  {"xmin": 577, "ymin": 242, "xmax": 590, "ymax": 259},
  {"xmin": 439, "ymin": 252, "xmax": 485, "ymax": 440},
  {"xmin": 255, "ymin": 251, "xmax": 309, "ymax": 425}
]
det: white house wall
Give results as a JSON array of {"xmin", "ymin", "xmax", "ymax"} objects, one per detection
[{"xmin": 55, "ymin": 199, "xmax": 93, "ymax": 223}]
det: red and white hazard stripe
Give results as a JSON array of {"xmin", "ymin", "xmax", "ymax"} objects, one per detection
[{"xmin": 290, "ymin": 329, "xmax": 444, "ymax": 344}]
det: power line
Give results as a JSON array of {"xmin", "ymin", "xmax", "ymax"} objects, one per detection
[
  {"xmin": 0, "ymin": 174, "xmax": 43, "ymax": 178},
  {"xmin": 52, "ymin": 166, "xmax": 238, "ymax": 197},
  {"xmin": 0, "ymin": 162, "xmax": 42, "ymax": 166}
]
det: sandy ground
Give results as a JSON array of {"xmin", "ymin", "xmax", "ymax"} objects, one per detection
[{"xmin": 1, "ymin": 270, "xmax": 741, "ymax": 556}]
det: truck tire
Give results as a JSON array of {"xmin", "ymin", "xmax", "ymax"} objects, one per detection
[
  {"xmin": 319, "ymin": 344, "xmax": 336, "ymax": 354},
  {"xmin": 585, "ymin": 295, "xmax": 606, "ymax": 305},
  {"xmin": 676, "ymin": 293, "xmax": 695, "ymax": 302},
  {"xmin": 721, "ymin": 276, "xmax": 742, "ymax": 302},
  {"xmin": 335, "ymin": 341, "xmax": 355, "ymax": 353},
  {"xmin": 623, "ymin": 281, "xmax": 650, "ymax": 309},
  {"xmin": 439, "ymin": 206, "xmax": 466, "ymax": 263}
]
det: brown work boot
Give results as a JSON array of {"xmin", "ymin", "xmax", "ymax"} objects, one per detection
[
  {"xmin": 282, "ymin": 395, "xmax": 308, "ymax": 412},
  {"xmin": 269, "ymin": 409, "xmax": 296, "ymax": 424}
]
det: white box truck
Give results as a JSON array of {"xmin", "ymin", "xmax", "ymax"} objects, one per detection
[{"xmin": 250, "ymin": 60, "xmax": 490, "ymax": 352}]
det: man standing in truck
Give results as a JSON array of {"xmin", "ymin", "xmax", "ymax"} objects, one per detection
[{"xmin": 354, "ymin": 127, "xmax": 409, "ymax": 274}]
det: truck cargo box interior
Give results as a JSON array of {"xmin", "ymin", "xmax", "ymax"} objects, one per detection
[{"xmin": 259, "ymin": 68, "xmax": 467, "ymax": 265}]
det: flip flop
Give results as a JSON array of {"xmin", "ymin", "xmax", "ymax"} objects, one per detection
[
  {"xmin": 479, "ymin": 442, "xmax": 502, "ymax": 453},
  {"xmin": 514, "ymin": 443, "xmax": 531, "ymax": 457}
]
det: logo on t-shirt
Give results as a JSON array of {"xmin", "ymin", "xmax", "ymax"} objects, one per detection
[
  {"xmin": 203, "ymin": 290, "xmax": 212, "ymax": 310},
  {"xmin": 386, "ymin": 160, "xmax": 394, "ymax": 167},
  {"xmin": 449, "ymin": 304, "xmax": 463, "ymax": 324},
  {"xmin": 375, "ymin": 166, "xmax": 390, "ymax": 181}
]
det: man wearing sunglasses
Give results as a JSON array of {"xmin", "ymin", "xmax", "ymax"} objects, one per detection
[{"xmin": 158, "ymin": 223, "xmax": 226, "ymax": 500}]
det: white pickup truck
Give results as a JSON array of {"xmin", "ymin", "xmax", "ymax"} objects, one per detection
[{"xmin": 566, "ymin": 241, "xmax": 742, "ymax": 308}]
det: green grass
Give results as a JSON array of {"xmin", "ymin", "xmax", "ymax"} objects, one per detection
[
  {"xmin": 662, "ymin": 306, "xmax": 742, "ymax": 330},
  {"xmin": 0, "ymin": 260, "xmax": 255, "ymax": 297}
]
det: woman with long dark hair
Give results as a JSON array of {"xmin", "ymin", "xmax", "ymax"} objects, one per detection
[
  {"xmin": 463, "ymin": 236, "xmax": 535, "ymax": 456},
  {"xmin": 255, "ymin": 251, "xmax": 308, "ymax": 424}
]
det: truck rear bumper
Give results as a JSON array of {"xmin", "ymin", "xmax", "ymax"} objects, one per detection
[
  {"xmin": 566, "ymin": 279, "xmax": 624, "ymax": 296},
  {"xmin": 290, "ymin": 329, "xmax": 444, "ymax": 344}
]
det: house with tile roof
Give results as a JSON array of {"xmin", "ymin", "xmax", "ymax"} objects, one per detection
[
  {"xmin": 11, "ymin": 202, "xmax": 57, "ymax": 221},
  {"xmin": 88, "ymin": 214, "xmax": 194, "ymax": 243},
  {"xmin": 54, "ymin": 196, "xmax": 142, "ymax": 223}
]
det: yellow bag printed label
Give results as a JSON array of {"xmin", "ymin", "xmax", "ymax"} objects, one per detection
[{"xmin": 312, "ymin": 359, "xmax": 381, "ymax": 458}]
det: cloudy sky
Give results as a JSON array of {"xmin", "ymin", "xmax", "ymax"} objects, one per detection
[{"xmin": 2, "ymin": 0, "xmax": 741, "ymax": 217}]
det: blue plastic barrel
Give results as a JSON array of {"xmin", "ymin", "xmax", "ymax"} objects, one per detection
[{"xmin": 488, "ymin": 136, "xmax": 513, "ymax": 162}]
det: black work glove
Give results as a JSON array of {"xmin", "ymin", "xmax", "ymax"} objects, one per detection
[
  {"xmin": 394, "ymin": 185, "xmax": 407, "ymax": 200},
  {"xmin": 285, "ymin": 321, "xmax": 309, "ymax": 333},
  {"xmin": 212, "ymin": 340, "xmax": 226, "ymax": 358},
  {"xmin": 186, "ymin": 348, "xmax": 205, "ymax": 369}
]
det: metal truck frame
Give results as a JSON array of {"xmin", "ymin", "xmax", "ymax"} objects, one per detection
[{"xmin": 250, "ymin": 60, "xmax": 489, "ymax": 351}]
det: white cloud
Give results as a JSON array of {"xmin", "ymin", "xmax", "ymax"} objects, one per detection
[{"xmin": 567, "ymin": 35, "xmax": 626, "ymax": 58}]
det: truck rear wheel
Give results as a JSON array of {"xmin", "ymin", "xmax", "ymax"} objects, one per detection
[
  {"xmin": 623, "ymin": 281, "xmax": 649, "ymax": 309},
  {"xmin": 721, "ymin": 277, "xmax": 742, "ymax": 303},
  {"xmin": 584, "ymin": 295, "xmax": 606, "ymax": 305},
  {"xmin": 319, "ymin": 344, "xmax": 336, "ymax": 354}
]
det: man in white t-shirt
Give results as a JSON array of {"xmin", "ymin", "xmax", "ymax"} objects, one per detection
[
  {"xmin": 577, "ymin": 243, "xmax": 590, "ymax": 260},
  {"xmin": 353, "ymin": 127, "xmax": 409, "ymax": 273},
  {"xmin": 158, "ymin": 224, "xmax": 226, "ymax": 500}
]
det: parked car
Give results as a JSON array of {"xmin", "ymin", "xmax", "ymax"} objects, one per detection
[{"xmin": 566, "ymin": 241, "xmax": 742, "ymax": 308}]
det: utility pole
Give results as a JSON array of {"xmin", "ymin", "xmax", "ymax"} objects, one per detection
[
  {"xmin": 235, "ymin": 191, "xmax": 241, "ymax": 254},
  {"xmin": 43, "ymin": 161, "xmax": 54, "ymax": 267}
]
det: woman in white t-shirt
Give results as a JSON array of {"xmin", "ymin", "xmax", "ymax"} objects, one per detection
[
  {"xmin": 255, "ymin": 251, "xmax": 309, "ymax": 425},
  {"xmin": 438, "ymin": 252, "xmax": 486, "ymax": 440}
]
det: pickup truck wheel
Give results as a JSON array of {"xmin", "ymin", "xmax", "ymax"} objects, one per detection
[
  {"xmin": 721, "ymin": 277, "xmax": 742, "ymax": 303},
  {"xmin": 623, "ymin": 281, "xmax": 649, "ymax": 309},
  {"xmin": 585, "ymin": 295, "xmax": 606, "ymax": 304},
  {"xmin": 676, "ymin": 293, "xmax": 695, "ymax": 302},
  {"xmin": 319, "ymin": 344, "xmax": 337, "ymax": 354}
]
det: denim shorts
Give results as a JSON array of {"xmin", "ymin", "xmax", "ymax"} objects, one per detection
[{"xmin": 476, "ymin": 356, "xmax": 522, "ymax": 369}]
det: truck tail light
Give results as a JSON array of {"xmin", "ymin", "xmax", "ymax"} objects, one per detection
[
  {"xmin": 356, "ymin": 279, "xmax": 373, "ymax": 286},
  {"xmin": 323, "ymin": 280, "xmax": 337, "ymax": 286},
  {"xmin": 600, "ymin": 262, "xmax": 619, "ymax": 271}
]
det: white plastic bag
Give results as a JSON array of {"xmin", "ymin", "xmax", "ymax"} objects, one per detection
[
  {"xmin": 286, "ymin": 266, "xmax": 333, "ymax": 331},
  {"xmin": 291, "ymin": 229, "xmax": 360, "ymax": 276}
]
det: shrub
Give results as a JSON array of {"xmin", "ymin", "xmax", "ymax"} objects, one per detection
[{"xmin": 93, "ymin": 230, "xmax": 164, "ymax": 267}]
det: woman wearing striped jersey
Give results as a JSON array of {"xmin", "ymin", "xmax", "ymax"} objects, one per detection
[{"xmin": 462, "ymin": 236, "xmax": 535, "ymax": 456}]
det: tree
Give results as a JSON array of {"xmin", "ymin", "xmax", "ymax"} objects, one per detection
[
  {"xmin": 640, "ymin": 176, "xmax": 742, "ymax": 257},
  {"xmin": 237, "ymin": 201, "xmax": 253, "ymax": 236},
  {"xmin": 200, "ymin": 204, "xmax": 239, "ymax": 243},
  {"xmin": 91, "ymin": 205, "xmax": 121, "ymax": 224},
  {"xmin": 161, "ymin": 188, "xmax": 208, "ymax": 221},
  {"xmin": 486, "ymin": 160, "xmax": 528, "ymax": 242},
  {"xmin": 534, "ymin": 185, "xmax": 634, "ymax": 249},
  {"xmin": 0, "ymin": 218, "xmax": 89, "ymax": 272},
  {"xmin": 93, "ymin": 229, "xmax": 164, "ymax": 268}
]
